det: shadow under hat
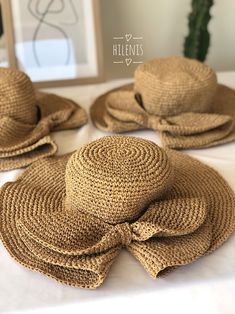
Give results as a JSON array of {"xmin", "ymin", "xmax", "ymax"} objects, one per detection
[
  {"xmin": 0, "ymin": 135, "xmax": 234, "ymax": 288},
  {"xmin": 0, "ymin": 68, "xmax": 88, "ymax": 171},
  {"xmin": 91, "ymin": 57, "xmax": 235, "ymax": 149}
]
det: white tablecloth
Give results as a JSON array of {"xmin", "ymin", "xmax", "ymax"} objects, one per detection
[{"xmin": 1, "ymin": 73, "xmax": 235, "ymax": 314}]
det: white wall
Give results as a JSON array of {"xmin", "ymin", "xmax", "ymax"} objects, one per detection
[{"xmin": 100, "ymin": 0, "xmax": 235, "ymax": 79}]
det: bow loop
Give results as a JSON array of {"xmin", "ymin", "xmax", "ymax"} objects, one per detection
[
  {"xmin": 160, "ymin": 112, "xmax": 234, "ymax": 148},
  {"xmin": 106, "ymin": 91, "xmax": 149, "ymax": 127},
  {"xmin": 16, "ymin": 209, "xmax": 120, "ymax": 256},
  {"xmin": 158, "ymin": 112, "xmax": 233, "ymax": 135},
  {"xmin": 130, "ymin": 197, "xmax": 207, "ymax": 242},
  {"xmin": 16, "ymin": 208, "xmax": 124, "ymax": 285},
  {"xmin": 106, "ymin": 90, "xmax": 162, "ymax": 130}
]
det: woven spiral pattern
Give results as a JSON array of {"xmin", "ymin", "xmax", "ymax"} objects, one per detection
[
  {"xmin": 65, "ymin": 136, "xmax": 174, "ymax": 224},
  {"xmin": 134, "ymin": 56, "xmax": 217, "ymax": 116},
  {"xmin": 0, "ymin": 68, "xmax": 37, "ymax": 124}
]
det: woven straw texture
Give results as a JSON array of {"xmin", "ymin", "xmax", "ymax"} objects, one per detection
[
  {"xmin": 90, "ymin": 57, "xmax": 235, "ymax": 149},
  {"xmin": 0, "ymin": 135, "xmax": 234, "ymax": 288},
  {"xmin": 0, "ymin": 67, "xmax": 88, "ymax": 170}
]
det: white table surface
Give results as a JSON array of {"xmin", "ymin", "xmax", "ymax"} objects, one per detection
[{"xmin": 0, "ymin": 73, "xmax": 235, "ymax": 314}]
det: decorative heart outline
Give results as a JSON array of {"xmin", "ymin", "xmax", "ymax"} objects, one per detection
[
  {"xmin": 125, "ymin": 58, "xmax": 132, "ymax": 66},
  {"xmin": 125, "ymin": 34, "xmax": 132, "ymax": 42}
]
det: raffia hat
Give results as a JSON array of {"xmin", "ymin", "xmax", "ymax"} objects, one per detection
[
  {"xmin": 0, "ymin": 67, "xmax": 88, "ymax": 170},
  {"xmin": 91, "ymin": 57, "xmax": 235, "ymax": 149},
  {"xmin": 0, "ymin": 135, "xmax": 234, "ymax": 288}
]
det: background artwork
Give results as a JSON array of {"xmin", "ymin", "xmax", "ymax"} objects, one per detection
[
  {"xmin": 14, "ymin": 0, "xmax": 87, "ymax": 69},
  {"xmin": 27, "ymin": 0, "xmax": 82, "ymax": 67},
  {"xmin": 1, "ymin": 0, "xmax": 104, "ymax": 86}
]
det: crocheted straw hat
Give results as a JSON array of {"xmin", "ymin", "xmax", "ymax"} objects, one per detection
[
  {"xmin": 91, "ymin": 56, "xmax": 235, "ymax": 149},
  {"xmin": 0, "ymin": 135, "xmax": 234, "ymax": 288},
  {"xmin": 0, "ymin": 67, "xmax": 88, "ymax": 171}
]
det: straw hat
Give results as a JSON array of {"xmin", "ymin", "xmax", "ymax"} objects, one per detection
[
  {"xmin": 0, "ymin": 135, "xmax": 234, "ymax": 288},
  {"xmin": 0, "ymin": 67, "xmax": 88, "ymax": 170},
  {"xmin": 91, "ymin": 57, "xmax": 235, "ymax": 149}
]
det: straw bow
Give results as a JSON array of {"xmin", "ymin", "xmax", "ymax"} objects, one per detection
[
  {"xmin": 15, "ymin": 196, "xmax": 211, "ymax": 286},
  {"xmin": 106, "ymin": 91, "xmax": 233, "ymax": 148}
]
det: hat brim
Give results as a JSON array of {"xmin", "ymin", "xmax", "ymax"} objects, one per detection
[
  {"xmin": 0, "ymin": 135, "xmax": 57, "ymax": 171},
  {"xmin": 0, "ymin": 92, "xmax": 87, "ymax": 170},
  {"xmin": 0, "ymin": 146, "xmax": 234, "ymax": 287},
  {"xmin": 90, "ymin": 84, "xmax": 235, "ymax": 148},
  {"xmin": 36, "ymin": 91, "xmax": 88, "ymax": 131},
  {"xmin": 90, "ymin": 83, "xmax": 144, "ymax": 132}
]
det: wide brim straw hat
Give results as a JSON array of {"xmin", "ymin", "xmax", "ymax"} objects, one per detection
[
  {"xmin": 0, "ymin": 135, "xmax": 234, "ymax": 288},
  {"xmin": 91, "ymin": 57, "xmax": 235, "ymax": 149},
  {"xmin": 0, "ymin": 68, "xmax": 88, "ymax": 171}
]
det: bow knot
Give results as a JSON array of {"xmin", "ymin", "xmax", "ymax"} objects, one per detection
[
  {"xmin": 114, "ymin": 223, "xmax": 133, "ymax": 246},
  {"xmin": 146, "ymin": 114, "xmax": 162, "ymax": 130}
]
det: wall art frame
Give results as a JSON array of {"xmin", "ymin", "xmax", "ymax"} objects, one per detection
[{"xmin": 1, "ymin": 0, "xmax": 104, "ymax": 88}]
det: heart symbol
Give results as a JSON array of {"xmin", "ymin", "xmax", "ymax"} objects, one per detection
[
  {"xmin": 125, "ymin": 34, "xmax": 132, "ymax": 42},
  {"xmin": 125, "ymin": 58, "xmax": 132, "ymax": 66}
]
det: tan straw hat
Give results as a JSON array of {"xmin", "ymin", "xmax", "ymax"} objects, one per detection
[
  {"xmin": 91, "ymin": 56, "xmax": 235, "ymax": 149},
  {"xmin": 0, "ymin": 135, "xmax": 234, "ymax": 288},
  {"xmin": 0, "ymin": 67, "xmax": 88, "ymax": 171}
]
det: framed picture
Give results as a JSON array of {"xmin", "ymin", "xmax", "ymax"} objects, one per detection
[{"xmin": 1, "ymin": 0, "xmax": 104, "ymax": 87}]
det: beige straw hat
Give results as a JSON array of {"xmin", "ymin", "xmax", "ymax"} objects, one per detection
[
  {"xmin": 0, "ymin": 67, "xmax": 88, "ymax": 171},
  {"xmin": 0, "ymin": 135, "xmax": 234, "ymax": 288},
  {"xmin": 91, "ymin": 57, "xmax": 235, "ymax": 149}
]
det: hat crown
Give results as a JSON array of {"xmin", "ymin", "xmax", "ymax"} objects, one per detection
[
  {"xmin": 0, "ymin": 68, "xmax": 37, "ymax": 124},
  {"xmin": 65, "ymin": 136, "xmax": 174, "ymax": 224},
  {"xmin": 134, "ymin": 56, "xmax": 217, "ymax": 116}
]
